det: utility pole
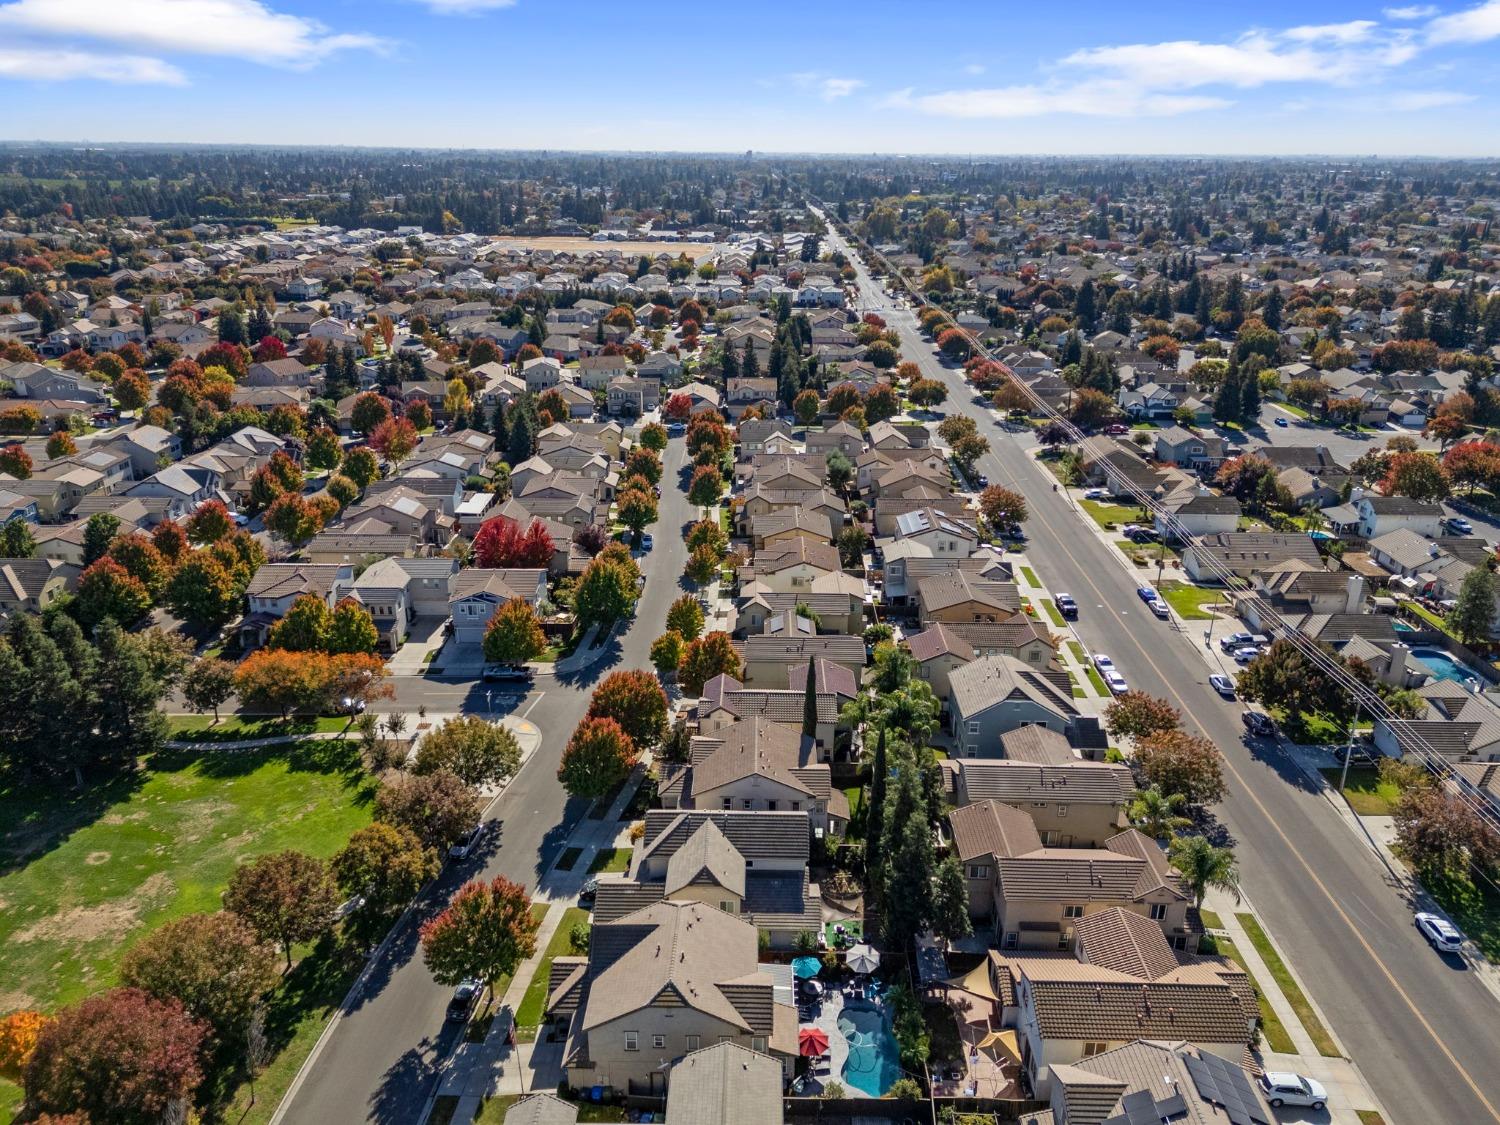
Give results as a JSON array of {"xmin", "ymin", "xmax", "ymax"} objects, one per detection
[{"xmin": 1340, "ymin": 697, "xmax": 1363, "ymax": 794}]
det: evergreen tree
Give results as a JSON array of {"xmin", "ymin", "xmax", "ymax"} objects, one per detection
[
  {"xmin": 866, "ymin": 725, "xmax": 887, "ymax": 884},
  {"xmin": 1213, "ymin": 361, "xmax": 1242, "ymax": 424},
  {"xmin": 506, "ymin": 394, "xmax": 538, "ymax": 464},
  {"xmin": 741, "ymin": 339, "xmax": 759, "ymax": 378},
  {"xmin": 802, "ymin": 656, "xmax": 819, "ymax": 740},
  {"xmin": 720, "ymin": 341, "xmax": 739, "ymax": 379},
  {"xmin": 879, "ymin": 753, "xmax": 935, "ymax": 953},
  {"xmin": 1239, "ymin": 361, "xmax": 1262, "ymax": 422},
  {"xmin": 491, "ymin": 400, "xmax": 509, "ymax": 453},
  {"xmin": 1075, "ymin": 278, "xmax": 1097, "ymax": 331}
]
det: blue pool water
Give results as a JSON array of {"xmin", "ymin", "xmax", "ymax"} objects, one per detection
[
  {"xmin": 1393, "ymin": 620, "xmax": 1418, "ymax": 633},
  {"xmin": 1411, "ymin": 646, "xmax": 1483, "ymax": 686},
  {"xmin": 837, "ymin": 1001, "xmax": 902, "ymax": 1095}
]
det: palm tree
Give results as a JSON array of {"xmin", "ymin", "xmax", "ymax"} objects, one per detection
[
  {"xmin": 1130, "ymin": 787, "xmax": 1192, "ymax": 840},
  {"xmin": 1168, "ymin": 835, "xmax": 1240, "ymax": 910}
]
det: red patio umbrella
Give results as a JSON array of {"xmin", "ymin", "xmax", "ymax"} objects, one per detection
[{"xmin": 798, "ymin": 1026, "xmax": 830, "ymax": 1057}]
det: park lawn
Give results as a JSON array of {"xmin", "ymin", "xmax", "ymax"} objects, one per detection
[
  {"xmin": 1039, "ymin": 598, "xmax": 1066, "ymax": 628},
  {"xmin": 165, "ymin": 714, "xmax": 352, "ymax": 741},
  {"xmin": 0, "ymin": 739, "xmax": 376, "ymax": 1018},
  {"xmin": 1081, "ymin": 498, "xmax": 1143, "ymax": 529},
  {"xmin": 514, "ymin": 906, "xmax": 592, "ymax": 1030},
  {"xmin": 1156, "ymin": 581, "xmax": 1229, "ymax": 621},
  {"xmin": 1320, "ymin": 766, "xmax": 1402, "ymax": 816},
  {"xmin": 1018, "ymin": 565, "xmax": 1041, "ymax": 588},
  {"xmin": 1236, "ymin": 912, "xmax": 1340, "ymax": 1057},
  {"xmin": 587, "ymin": 847, "xmax": 631, "ymax": 874}
]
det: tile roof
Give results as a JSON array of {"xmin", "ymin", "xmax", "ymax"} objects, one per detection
[
  {"xmin": 664, "ymin": 1042, "xmax": 783, "ymax": 1125},
  {"xmin": 955, "ymin": 758, "xmax": 1134, "ymax": 808},
  {"xmin": 998, "ymin": 725, "xmax": 1078, "ymax": 764},
  {"xmin": 502, "ymin": 1093, "xmax": 578, "ymax": 1125},
  {"xmin": 1074, "ymin": 908, "xmax": 1184, "ymax": 980},
  {"xmin": 906, "ymin": 623, "xmax": 977, "ymax": 664},
  {"xmin": 949, "ymin": 654, "xmax": 1078, "ymax": 722}
]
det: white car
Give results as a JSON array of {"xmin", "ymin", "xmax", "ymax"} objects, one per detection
[
  {"xmin": 1233, "ymin": 646, "xmax": 1261, "ymax": 663},
  {"xmin": 1093, "ymin": 653, "xmax": 1114, "ymax": 672},
  {"xmin": 1208, "ymin": 673, "xmax": 1235, "ymax": 698},
  {"xmin": 1259, "ymin": 1072, "xmax": 1328, "ymax": 1111},
  {"xmin": 1104, "ymin": 669, "xmax": 1128, "ymax": 694},
  {"xmin": 1083, "ymin": 487, "xmax": 1111, "ymax": 500},
  {"xmin": 1147, "ymin": 598, "xmax": 1170, "ymax": 619},
  {"xmin": 1416, "ymin": 911, "xmax": 1465, "ymax": 953}
]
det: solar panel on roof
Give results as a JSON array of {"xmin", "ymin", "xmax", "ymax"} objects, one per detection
[{"xmin": 1184, "ymin": 1052, "xmax": 1271, "ymax": 1125}]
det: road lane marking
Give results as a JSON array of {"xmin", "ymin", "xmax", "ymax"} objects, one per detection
[{"xmin": 521, "ymin": 691, "xmax": 545, "ymax": 719}]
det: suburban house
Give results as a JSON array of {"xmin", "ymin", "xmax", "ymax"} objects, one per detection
[
  {"xmin": 240, "ymin": 563, "xmax": 353, "ymax": 648},
  {"xmin": 696, "ymin": 672, "xmax": 845, "ymax": 760},
  {"xmin": 916, "ymin": 571, "xmax": 1022, "ymax": 626},
  {"xmin": 658, "ymin": 716, "xmax": 848, "ymax": 834},
  {"xmin": 662, "ymin": 1042, "xmax": 784, "ymax": 1125},
  {"xmin": 448, "ymin": 567, "xmax": 549, "ymax": 646},
  {"xmin": 593, "ymin": 812, "xmax": 821, "ymax": 950},
  {"xmin": 0, "ymin": 558, "xmax": 80, "ymax": 614},
  {"xmin": 544, "ymin": 900, "xmax": 797, "ymax": 1095},
  {"xmin": 1033, "ymin": 1040, "xmax": 1275, "ymax": 1125},
  {"xmin": 948, "ymin": 655, "xmax": 1079, "ymax": 757},
  {"xmin": 1154, "ymin": 493, "xmax": 1241, "ymax": 541},
  {"xmin": 1355, "ymin": 494, "xmax": 1444, "ymax": 540},
  {"xmin": 1181, "ymin": 532, "xmax": 1326, "ymax": 583},
  {"xmin": 736, "ymin": 633, "xmax": 865, "ymax": 687},
  {"xmin": 982, "ymin": 907, "xmax": 1255, "ymax": 1096},
  {"xmin": 1153, "ymin": 427, "xmax": 1226, "ymax": 470},
  {"xmin": 948, "ymin": 757, "xmax": 1133, "ymax": 846}
]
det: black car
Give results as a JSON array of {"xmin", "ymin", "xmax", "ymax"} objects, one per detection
[
  {"xmin": 1055, "ymin": 593, "xmax": 1078, "ymax": 619},
  {"xmin": 446, "ymin": 979, "xmax": 482, "ymax": 1022},
  {"xmin": 1242, "ymin": 711, "xmax": 1277, "ymax": 737},
  {"xmin": 482, "ymin": 663, "xmax": 534, "ymax": 684}
]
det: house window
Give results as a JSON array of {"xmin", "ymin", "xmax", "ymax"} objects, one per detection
[
  {"xmin": 1056, "ymin": 804, "xmax": 1069, "ymax": 818},
  {"xmin": 652, "ymin": 1035, "xmax": 666, "ymax": 1050},
  {"xmin": 1003, "ymin": 932, "xmax": 1019, "ymax": 950},
  {"xmin": 1150, "ymin": 903, "xmax": 1167, "ymax": 920},
  {"xmin": 1082, "ymin": 1042, "xmax": 1108, "ymax": 1057},
  {"xmin": 791, "ymin": 802, "xmax": 800, "ymax": 811},
  {"xmin": 718, "ymin": 1035, "xmax": 733, "ymax": 1044},
  {"xmin": 967, "ymin": 864, "xmax": 990, "ymax": 879},
  {"xmin": 686, "ymin": 1035, "xmax": 700, "ymax": 1052},
  {"xmin": 741, "ymin": 799, "xmax": 753, "ymax": 810},
  {"xmin": 752, "ymin": 1037, "xmax": 767, "ymax": 1054},
  {"xmin": 767, "ymin": 800, "xmax": 777, "ymax": 811},
  {"xmin": 624, "ymin": 1031, "xmax": 638, "ymax": 1051},
  {"xmin": 965, "ymin": 744, "xmax": 977, "ymax": 758},
  {"xmin": 722, "ymin": 798, "xmax": 733, "ymax": 810},
  {"xmin": 720, "ymin": 900, "xmax": 737, "ymax": 914},
  {"xmin": 1032, "ymin": 801, "xmax": 1048, "ymax": 809},
  {"xmin": 1063, "ymin": 905, "xmax": 1084, "ymax": 919},
  {"xmin": 966, "ymin": 721, "xmax": 980, "ymax": 734}
]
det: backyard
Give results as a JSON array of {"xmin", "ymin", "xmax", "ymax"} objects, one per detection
[{"xmin": 0, "ymin": 738, "xmax": 376, "ymax": 1120}]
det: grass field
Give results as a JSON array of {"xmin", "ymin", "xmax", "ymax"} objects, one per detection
[
  {"xmin": 165, "ymin": 714, "xmax": 352, "ymax": 742},
  {"xmin": 0, "ymin": 739, "xmax": 376, "ymax": 1017},
  {"xmin": 1081, "ymin": 498, "xmax": 1145, "ymax": 529},
  {"xmin": 587, "ymin": 847, "xmax": 631, "ymax": 874},
  {"xmin": 514, "ymin": 906, "xmax": 591, "ymax": 1031},
  {"xmin": 1156, "ymin": 581, "xmax": 1229, "ymax": 621},
  {"xmin": 1320, "ymin": 766, "xmax": 1402, "ymax": 816},
  {"xmin": 1236, "ymin": 912, "xmax": 1340, "ymax": 1057}
]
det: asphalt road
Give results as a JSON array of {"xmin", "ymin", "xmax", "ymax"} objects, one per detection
[
  {"xmin": 277, "ymin": 439, "xmax": 697, "ymax": 1125},
  {"xmin": 828, "ymin": 219, "xmax": 1500, "ymax": 1125}
]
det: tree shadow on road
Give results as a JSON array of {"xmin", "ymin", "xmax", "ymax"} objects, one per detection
[{"xmin": 368, "ymin": 1038, "xmax": 449, "ymax": 1125}]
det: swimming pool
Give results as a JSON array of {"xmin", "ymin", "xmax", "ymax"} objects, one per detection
[
  {"xmin": 837, "ymin": 1000, "xmax": 902, "ymax": 1096},
  {"xmin": 1411, "ymin": 646, "xmax": 1484, "ymax": 687}
]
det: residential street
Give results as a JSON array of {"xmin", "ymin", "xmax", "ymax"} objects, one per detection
[
  {"xmin": 275, "ymin": 439, "xmax": 697, "ymax": 1125},
  {"xmin": 827, "ymin": 219, "xmax": 1500, "ymax": 1125}
]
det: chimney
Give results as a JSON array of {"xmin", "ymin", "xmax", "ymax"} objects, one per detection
[
  {"xmin": 1351, "ymin": 485, "xmax": 1365, "ymax": 504},
  {"xmin": 1390, "ymin": 642, "xmax": 1410, "ymax": 685},
  {"xmin": 1345, "ymin": 574, "xmax": 1366, "ymax": 614}
]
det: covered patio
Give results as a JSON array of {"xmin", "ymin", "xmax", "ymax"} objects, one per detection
[{"xmin": 931, "ymin": 963, "xmax": 1023, "ymax": 1099}]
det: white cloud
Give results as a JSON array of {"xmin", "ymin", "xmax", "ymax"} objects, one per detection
[
  {"xmin": 786, "ymin": 72, "xmax": 864, "ymax": 100},
  {"xmin": 1387, "ymin": 89, "xmax": 1477, "ymax": 108},
  {"xmin": 884, "ymin": 81, "xmax": 1229, "ymax": 119},
  {"xmin": 963, "ymin": 63, "xmax": 985, "ymax": 75},
  {"xmin": 0, "ymin": 0, "xmax": 388, "ymax": 67},
  {"xmin": 1385, "ymin": 4, "xmax": 1439, "ymax": 17},
  {"xmin": 0, "ymin": 44, "xmax": 185, "ymax": 83},
  {"xmin": 1282, "ymin": 20, "xmax": 1379, "ymax": 43},
  {"xmin": 417, "ymin": 0, "xmax": 516, "ymax": 12},
  {"xmin": 819, "ymin": 77, "xmax": 863, "ymax": 100},
  {"xmin": 1427, "ymin": 0, "xmax": 1500, "ymax": 42}
]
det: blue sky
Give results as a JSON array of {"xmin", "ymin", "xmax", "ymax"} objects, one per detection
[{"xmin": 4, "ymin": 0, "xmax": 1500, "ymax": 154}]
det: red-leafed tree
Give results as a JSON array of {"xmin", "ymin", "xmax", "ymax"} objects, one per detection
[
  {"xmin": 252, "ymin": 335, "xmax": 288, "ymax": 362},
  {"xmin": 472, "ymin": 516, "xmax": 554, "ymax": 568},
  {"xmin": 186, "ymin": 499, "xmax": 234, "ymax": 545},
  {"xmin": 662, "ymin": 394, "xmax": 692, "ymax": 422},
  {"xmin": 370, "ymin": 417, "xmax": 418, "ymax": 464},
  {"xmin": 586, "ymin": 669, "xmax": 669, "ymax": 749},
  {"xmin": 420, "ymin": 876, "xmax": 540, "ymax": 1003},
  {"xmin": 558, "ymin": 716, "xmax": 637, "ymax": 800},
  {"xmin": 351, "ymin": 392, "xmax": 392, "ymax": 436}
]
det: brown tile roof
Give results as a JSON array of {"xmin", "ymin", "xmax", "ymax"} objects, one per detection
[
  {"xmin": 949, "ymin": 799, "xmax": 1043, "ymax": 862},
  {"xmin": 955, "ymin": 758, "xmax": 1133, "ymax": 807},
  {"xmin": 906, "ymin": 623, "xmax": 976, "ymax": 664},
  {"xmin": 1074, "ymin": 907, "xmax": 1184, "ymax": 980}
]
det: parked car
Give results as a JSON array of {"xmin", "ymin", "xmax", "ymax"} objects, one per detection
[
  {"xmin": 482, "ymin": 662, "xmax": 533, "ymax": 684},
  {"xmin": 1242, "ymin": 711, "xmax": 1277, "ymax": 737},
  {"xmin": 446, "ymin": 979, "xmax": 483, "ymax": 1022},
  {"xmin": 1274, "ymin": 416, "xmax": 1289, "ymax": 427},
  {"xmin": 338, "ymin": 696, "xmax": 368, "ymax": 716},
  {"xmin": 579, "ymin": 876, "xmax": 599, "ymax": 905},
  {"xmin": 449, "ymin": 823, "xmax": 487, "ymax": 861},
  {"xmin": 1416, "ymin": 911, "xmax": 1465, "ymax": 953},
  {"xmin": 1093, "ymin": 653, "xmax": 1114, "ymax": 671},
  {"xmin": 1104, "ymin": 423, "xmax": 1129, "ymax": 436},
  {"xmin": 1148, "ymin": 598, "xmax": 1170, "ymax": 619},
  {"xmin": 1208, "ymin": 673, "xmax": 1235, "ymax": 698},
  {"xmin": 1259, "ymin": 1073, "xmax": 1328, "ymax": 1111},
  {"xmin": 1445, "ymin": 516, "xmax": 1474, "ymax": 535},
  {"xmin": 1136, "ymin": 585, "xmax": 1157, "ymax": 603},
  {"xmin": 667, "ymin": 421, "xmax": 686, "ymax": 435},
  {"xmin": 1219, "ymin": 632, "xmax": 1254, "ymax": 652},
  {"xmin": 1104, "ymin": 669, "xmax": 1129, "ymax": 694},
  {"xmin": 1055, "ymin": 593, "xmax": 1078, "ymax": 619},
  {"xmin": 1083, "ymin": 487, "xmax": 1112, "ymax": 500},
  {"xmin": 641, "ymin": 533, "xmax": 654, "ymax": 551},
  {"xmin": 1233, "ymin": 645, "xmax": 1261, "ymax": 663}
]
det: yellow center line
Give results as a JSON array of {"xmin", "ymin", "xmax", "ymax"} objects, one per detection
[{"xmin": 979, "ymin": 420, "xmax": 1500, "ymax": 1122}]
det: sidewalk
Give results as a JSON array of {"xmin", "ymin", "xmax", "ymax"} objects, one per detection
[
  {"xmin": 1009, "ymin": 547, "xmax": 1109, "ymax": 711},
  {"xmin": 1202, "ymin": 888, "xmax": 1387, "ymax": 1125},
  {"xmin": 424, "ymin": 760, "xmax": 650, "ymax": 1124}
]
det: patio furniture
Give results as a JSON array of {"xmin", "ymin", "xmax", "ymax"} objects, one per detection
[{"xmin": 798, "ymin": 1026, "xmax": 831, "ymax": 1057}]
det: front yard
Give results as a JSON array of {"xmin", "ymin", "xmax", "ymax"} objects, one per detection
[
  {"xmin": 514, "ymin": 906, "xmax": 592, "ymax": 1036},
  {"xmin": 1320, "ymin": 766, "xmax": 1402, "ymax": 816},
  {"xmin": 1156, "ymin": 581, "xmax": 1230, "ymax": 621},
  {"xmin": 1081, "ymin": 498, "xmax": 1146, "ymax": 529}
]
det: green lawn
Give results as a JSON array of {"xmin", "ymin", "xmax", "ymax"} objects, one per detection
[
  {"xmin": 1274, "ymin": 708, "xmax": 1347, "ymax": 746},
  {"xmin": 0, "ymin": 740, "xmax": 375, "ymax": 1016},
  {"xmin": 165, "ymin": 714, "xmax": 352, "ymax": 742},
  {"xmin": 1039, "ymin": 598, "xmax": 1066, "ymax": 628},
  {"xmin": 1081, "ymin": 498, "xmax": 1145, "ymax": 529},
  {"xmin": 1083, "ymin": 664, "xmax": 1109, "ymax": 696},
  {"xmin": 1406, "ymin": 602, "xmax": 1454, "ymax": 636},
  {"xmin": 1356, "ymin": 1113, "xmax": 1388, "ymax": 1125},
  {"xmin": 1236, "ymin": 912, "xmax": 1340, "ymax": 1057},
  {"xmin": 514, "ymin": 906, "xmax": 592, "ymax": 1030},
  {"xmin": 1019, "ymin": 565, "xmax": 1041, "ymax": 588},
  {"xmin": 1424, "ymin": 869, "xmax": 1500, "ymax": 963},
  {"xmin": 587, "ymin": 847, "xmax": 631, "ymax": 874},
  {"xmin": 1156, "ymin": 581, "xmax": 1229, "ymax": 621},
  {"xmin": 1196, "ymin": 926, "xmax": 1296, "ymax": 1054},
  {"xmin": 1320, "ymin": 766, "xmax": 1402, "ymax": 816}
]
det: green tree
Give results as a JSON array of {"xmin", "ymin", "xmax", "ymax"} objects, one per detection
[
  {"xmin": 685, "ymin": 543, "xmax": 720, "ymax": 585},
  {"xmin": 879, "ymin": 756, "xmax": 935, "ymax": 953},
  {"xmin": 1137, "ymin": 730, "xmax": 1226, "ymax": 805},
  {"xmin": 574, "ymin": 557, "xmax": 637, "ymax": 627},
  {"xmin": 82, "ymin": 512, "xmax": 120, "ymax": 564},
  {"xmin": 165, "ymin": 552, "xmax": 242, "ymax": 629},
  {"xmin": 327, "ymin": 598, "xmax": 379, "ymax": 655},
  {"xmin": 306, "ymin": 425, "xmax": 343, "ymax": 471},
  {"xmin": 419, "ymin": 875, "xmax": 540, "ymax": 1003},
  {"xmin": 617, "ymin": 485, "xmax": 658, "ymax": 537},
  {"xmin": 666, "ymin": 593, "xmax": 705, "ymax": 641},
  {"xmin": 223, "ymin": 851, "xmax": 339, "ymax": 970},
  {"xmin": 414, "ymin": 715, "xmax": 522, "ymax": 788},
  {"xmin": 332, "ymin": 822, "xmax": 439, "ymax": 931},
  {"xmin": 586, "ymin": 669, "xmax": 669, "ymax": 749},
  {"xmin": 866, "ymin": 725, "xmax": 887, "ymax": 859},
  {"xmin": 342, "ymin": 445, "xmax": 379, "ymax": 489},
  {"xmin": 374, "ymin": 768, "xmax": 483, "ymax": 851},
  {"xmin": 931, "ymin": 855, "xmax": 972, "ymax": 941},
  {"xmin": 483, "ymin": 597, "xmax": 547, "ymax": 664},
  {"xmin": 1168, "ymin": 835, "xmax": 1241, "ymax": 910},
  {"xmin": 651, "ymin": 630, "xmax": 685, "ymax": 677},
  {"xmin": 180, "ymin": 657, "xmax": 236, "ymax": 722},
  {"xmin": 1448, "ymin": 565, "xmax": 1497, "ymax": 645},
  {"xmin": 0, "ymin": 517, "xmax": 36, "ymax": 558},
  {"xmin": 1129, "ymin": 786, "xmax": 1192, "ymax": 839},
  {"xmin": 267, "ymin": 594, "xmax": 333, "ymax": 651},
  {"xmin": 119, "ymin": 912, "xmax": 279, "ymax": 1042},
  {"xmin": 558, "ymin": 716, "xmax": 636, "ymax": 800},
  {"xmin": 639, "ymin": 421, "xmax": 668, "ymax": 452}
]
